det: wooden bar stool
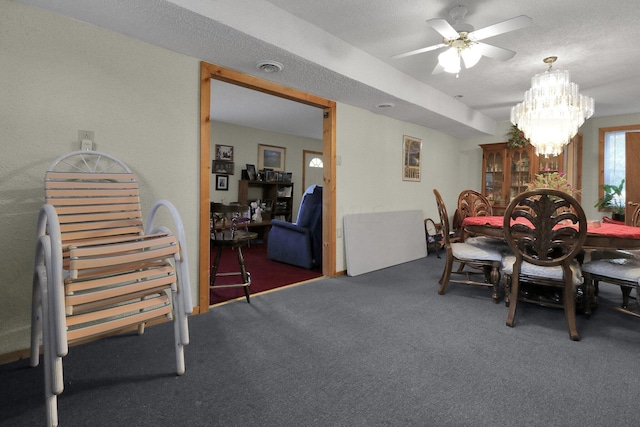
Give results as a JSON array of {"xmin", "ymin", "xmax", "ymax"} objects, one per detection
[{"xmin": 210, "ymin": 203, "xmax": 257, "ymax": 303}]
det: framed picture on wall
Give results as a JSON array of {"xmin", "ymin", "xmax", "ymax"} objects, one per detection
[
  {"xmin": 215, "ymin": 175, "xmax": 229, "ymax": 191},
  {"xmin": 402, "ymin": 135, "xmax": 422, "ymax": 182},
  {"xmin": 258, "ymin": 144, "xmax": 286, "ymax": 172},
  {"xmin": 215, "ymin": 144, "xmax": 234, "ymax": 161},
  {"xmin": 212, "ymin": 160, "xmax": 234, "ymax": 175}
]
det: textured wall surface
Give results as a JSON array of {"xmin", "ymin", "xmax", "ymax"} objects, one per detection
[{"xmin": 0, "ymin": 2, "xmax": 199, "ymax": 354}]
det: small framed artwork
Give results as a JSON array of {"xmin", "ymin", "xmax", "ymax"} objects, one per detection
[
  {"xmin": 258, "ymin": 144, "xmax": 286, "ymax": 172},
  {"xmin": 212, "ymin": 160, "xmax": 234, "ymax": 175},
  {"xmin": 402, "ymin": 135, "xmax": 422, "ymax": 182},
  {"xmin": 246, "ymin": 164, "xmax": 257, "ymax": 181},
  {"xmin": 215, "ymin": 175, "xmax": 229, "ymax": 191},
  {"xmin": 215, "ymin": 144, "xmax": 234, "ymax": 161}
]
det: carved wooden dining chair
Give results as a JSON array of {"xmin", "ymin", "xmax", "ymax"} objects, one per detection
[
  {"xmin": 433, "ymin": 189, "xmax": 504, "ymax": 302},
  {"xmin": 582, "ymin": 203, "xmax": 640, "ymax": 318},
  {"xmin": 452, "ymin": 189, "xmax": 493, "ymax": 237},
  {"xmin": 31, "ymin": 151, "xmax": 192, "ymax": 427},
  {"xmin": 502, "ymin": 189, "xmax": 587, "ymax": 340}
]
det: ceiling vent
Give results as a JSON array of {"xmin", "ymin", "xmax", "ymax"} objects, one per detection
[
  {"xmin": 256, "ymin": 60, "xmax": 283, "ymax": 73},
  {"xmin": 376, "ymin": 103, "xmax": 395, "ymax": 109}
]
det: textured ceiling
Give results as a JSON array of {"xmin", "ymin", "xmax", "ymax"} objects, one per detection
[{"xmin": 17, "ymin": 0, "xmax": 640, "ymax": 140}]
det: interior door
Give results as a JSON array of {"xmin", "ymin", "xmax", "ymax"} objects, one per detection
[
  {"xmin": 625, "ymin": 132, "xmax": 640, "ymax": 223},
  {"xmin": 303, "ymin": 150, "xmax": 323, "ymax": 192}
]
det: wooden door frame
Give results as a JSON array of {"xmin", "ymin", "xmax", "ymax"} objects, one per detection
[
  {"xmin": 198, "ymin": 61, "xmax": 337, "ymax": 313},
  {"xmin": 625, "ymin": 132, "xmax": 640, "ymax": 223}
]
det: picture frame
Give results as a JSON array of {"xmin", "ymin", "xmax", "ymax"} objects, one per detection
[
  {"xmin": 215, "ymin": 174, "xmax": 229, "ymax": 191},
  {"xmin": 212, "ymin": 160, "xmax": 234, "ymax": 175},
  {"xmin": 215, "ymin": 144, "xmax": 234, "ymax": 161},
  {"xmin": 246, "ymin": 164, "xmax": 257, "ymax": 181},
  {"xmin": 402, "ymin": 135, "xmax": 422, "ymax": 182},
  {"xmin": 258, "ymin": 144, "xmax": 286, "ymax": 172}
]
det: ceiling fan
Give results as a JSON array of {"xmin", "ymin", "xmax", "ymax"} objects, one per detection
[{"xmin": 392, "ymin": 5, "xmax": 532, "ymax": 75}]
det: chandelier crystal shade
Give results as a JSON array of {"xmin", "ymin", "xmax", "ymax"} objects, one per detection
[{"xmin": 510, "ymin": 57, "xmax": 594, "ymax": 157}]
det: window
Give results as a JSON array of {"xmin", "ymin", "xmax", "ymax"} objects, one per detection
[
  {"xmin": 308, "ymin": 157, "xmax": 323, "ymax": 168},
  {"xmin": 599, "ymin": 125, "xmax": 640, "ymax": 207}
]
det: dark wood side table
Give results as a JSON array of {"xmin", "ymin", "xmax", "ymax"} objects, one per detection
[{"xmin": 210, "ymin": 229, "xmax": 258, "ymax": 303}]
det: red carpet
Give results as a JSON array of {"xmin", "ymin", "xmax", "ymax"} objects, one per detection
[{"xmin": 209, "ymin": 243, "xmax": 323, "ymax": 304}]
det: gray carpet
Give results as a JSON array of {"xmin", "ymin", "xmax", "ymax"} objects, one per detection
[{"xmin": 2, "ymin": 253, "xmax": 640, "ymax": 426}]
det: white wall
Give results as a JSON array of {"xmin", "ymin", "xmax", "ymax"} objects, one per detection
[
  {"xmin": 335, "ymin": 104, "xmax": 464, "ymax": 271},
  {"xmin": 1, "ymin": 2, "xmax": 199, "ymax": 354},
  {"xmin": 210, "ymin": 121, "xmax": 322, "ymax": 219}
]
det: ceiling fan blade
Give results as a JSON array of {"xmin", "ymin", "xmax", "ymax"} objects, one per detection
[
  {"xmin": 475, "ymin": 42, "xmax": 517, "ymax": 61},
  {"xmin": 431, "ymin": 62, "xmax": 445, "ymax": 75},
  {"xmin": 427, "ymin": 18, "xmax": 459, "ymax": 39},
  {"xmin": 391, "ymin": 43, "xmax": 446, "ymax": 59},
  {"xmin": 469, "ymin": 15, "xmax": 532, "ymax": 41}
]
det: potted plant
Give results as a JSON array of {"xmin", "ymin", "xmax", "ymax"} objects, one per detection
[
  {"xmin": 594, "ymin": 179, "xmax": 626, "ymax": 221},
  {"xmin": 507, "ymin": 124, "xmax": 530, "ymax": 149}
]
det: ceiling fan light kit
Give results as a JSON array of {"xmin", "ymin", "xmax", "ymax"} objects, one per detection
[
  {"xmin": 510, "ymin": 56, "xmax": 595, "ymax": 157},
  {"xmin": 391, "ymin": 5, "xmax": 532, "ymax": 77}
]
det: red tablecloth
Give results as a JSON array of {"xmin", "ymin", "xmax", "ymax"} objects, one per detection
[{"xmin": 462, "ymin": 215, "xmax": 640, "ymax": 240}]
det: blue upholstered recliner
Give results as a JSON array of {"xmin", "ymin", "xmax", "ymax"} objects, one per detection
[{"xmin": 267, "ymin": 185, "xmax": 322, "ymax": 269}]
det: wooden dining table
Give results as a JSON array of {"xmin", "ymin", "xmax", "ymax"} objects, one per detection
[{"xmin": 461, "ymin": 215, "xmax": 640, "ymax": 250}]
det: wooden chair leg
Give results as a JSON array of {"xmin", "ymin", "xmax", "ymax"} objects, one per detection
[
  {"xmin": 506, "ymin": 278, "xmax": 519, "ymax": 327},
  {"xmin": 564, "ymin": 282, "xmax": 580, "ymax": 341},
  {"xmin": 503, "ymin": 274, "xmax": 512, "ymax": 307},
  {"xmin": 490, "ymin": 264, "xmax": 500, "ymax": 303},
  {"xmin": 583, "ymin": 276, "xmax": 594, "ymax": 318},
  {"xmin": 236, "ymin": 247, "xmax": 251, "ymax": 304},
  {"xmin": 438, "ymin": 249, "xmax": 454, "ymax": 295},
  {"xmin": 621, "ymin": 285, "xmax": 633, "ymax": 309}
]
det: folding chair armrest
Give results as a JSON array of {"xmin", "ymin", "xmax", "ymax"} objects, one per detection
[
  {"xmin": 145, "ymin": 199, "xmax": 193, "ymax": 315},
  {"xmin": 36, "ymin": 204, "xmax": 68, "ymax": 357}
]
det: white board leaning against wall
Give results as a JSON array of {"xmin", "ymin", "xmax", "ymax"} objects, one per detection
[{"xmin": 343, "ymin": 210, "xmax": 427, "ymax": 276}]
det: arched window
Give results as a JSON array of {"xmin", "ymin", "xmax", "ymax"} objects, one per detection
[{"xmin": 309, "ymin": 157, "xmax": 323, "ymax": 168}]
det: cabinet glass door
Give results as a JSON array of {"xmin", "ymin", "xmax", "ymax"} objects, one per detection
[
  {"xmin": 484, "ymin": 152, "xmax": 504, "ymax": 204},
  {"xmin": 510, "ymin": 148, "xmax": 531, "ymax": 200},
  {"xmin": 537, "ymin": 155, "xmax": 561, "ymax": 173}
]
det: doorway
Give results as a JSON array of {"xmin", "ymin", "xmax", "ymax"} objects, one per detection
[
  {"xmin": 198, "ymin": 61, "xmax": 337, "ymax": 313},
  {"xmin": 303, "ymin": 150, "xmax": 323, "ymax": 193}
]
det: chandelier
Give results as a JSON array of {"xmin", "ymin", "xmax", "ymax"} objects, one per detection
[{"xmin": 510, "ymin": 56, "xmax": 594, "ymax": 157}]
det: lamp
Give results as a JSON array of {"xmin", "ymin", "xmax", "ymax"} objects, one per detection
[
  {"xmin": 510, "ymin": 56, "xmax": 594, "ymax": 157},
  {"xmin": 438, "ymin": 35, "xmax": 482, "ymax": 76}
]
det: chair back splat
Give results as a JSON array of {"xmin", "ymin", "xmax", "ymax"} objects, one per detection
[
  {"xmin": 453, "ymin": 189, "xmax": 493, "ymax": 235},
  {"xmin": 31, "ymin": 151, "xmax": 192, "ymax": 427},
  {"xmin": 502, "ymin": 189, "xmax": 587, "ymax": 341}
]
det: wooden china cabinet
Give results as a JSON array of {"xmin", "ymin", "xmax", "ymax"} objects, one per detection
[{"xmin": 480, "ymin": 142, "xmax": 564, "ymax": 215}]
